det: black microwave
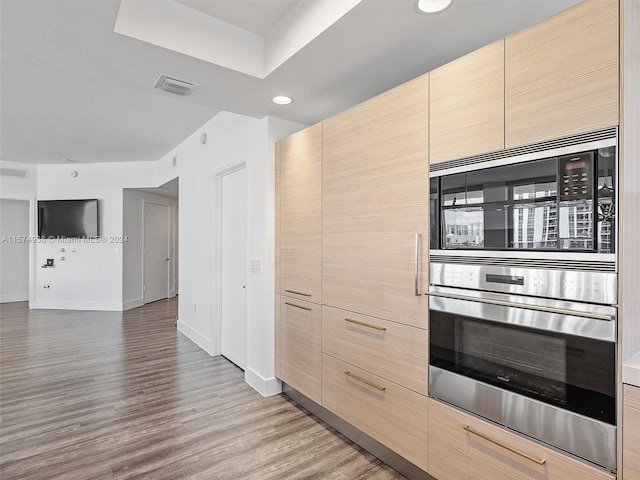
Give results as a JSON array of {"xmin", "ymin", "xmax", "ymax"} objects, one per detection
[{"xmin": 429, "ymin": 145, "xmax": 616, "ymax": 254}]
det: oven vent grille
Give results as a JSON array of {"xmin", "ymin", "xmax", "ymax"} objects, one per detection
[
  {"xmin": 429, "ymin": 255, "xmax": 616, "ymax": 273},
  {"xmin": 429, "ymin": 127, "xmax": 617, "ymax": 172}
]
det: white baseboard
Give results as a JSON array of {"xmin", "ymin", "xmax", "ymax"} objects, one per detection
[
  {"xmin": 1, "ymin": 293, "xmax": 29, "ymax": 303},
  {"xmin": 245, "ymin": 367, "xmax": 282, "ymax": 397},
  {"xmin": 30, "ymin": 300, "xmax": 122, "ymax": 311},
  {"xmin": 122, "ymin": 298, "xmax": 144, "ymax": 310},
  {"xmin": 177, "ymin": 319, "xmax": 216, "ymax": 356}
]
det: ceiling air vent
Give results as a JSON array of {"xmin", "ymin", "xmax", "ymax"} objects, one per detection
[
  {"xmin": 153, "ymin": 74, "xmax": 196, "ymax": 96},
  {"xmin": 0, "ymin": 168, "xmax": 28, "ymax": 178}
]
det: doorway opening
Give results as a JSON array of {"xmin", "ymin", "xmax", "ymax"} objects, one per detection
[{"xmin": 0, "ymin": 199, "xmax": 30, "ymax": 303}]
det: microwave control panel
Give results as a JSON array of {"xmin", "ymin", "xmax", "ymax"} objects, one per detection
[{"xmin": 559, "ymin": 152, "xmax": 594, "ymax": 201}]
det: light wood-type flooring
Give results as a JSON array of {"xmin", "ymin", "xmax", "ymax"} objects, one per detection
[{"xmin": 0, "ymin": 298, "xmax": 405, "ymax": 479}]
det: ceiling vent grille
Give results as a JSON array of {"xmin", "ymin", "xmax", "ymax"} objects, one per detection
[
  {"xmin": 153, "ymin": 74, "xmax": 196, "ymax": 96},
  {"xmin": 0, "ymin": 168, "xmax": 28, "ymax": 178}
]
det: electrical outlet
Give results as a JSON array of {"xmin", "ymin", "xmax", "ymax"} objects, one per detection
[{"xmin": 43, "ymin": 284, "xmax": 50, "ymax": 289}]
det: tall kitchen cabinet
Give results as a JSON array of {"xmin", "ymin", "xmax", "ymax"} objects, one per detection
[
  {"xmin": 321, "ymin": 73, "xmax": 430, "ymax": 471},
  {"xmin": 322, "ymin": 73, "xmax": 430, "ymax": 327},
  {"xmin": 504, "ymin": 0, "xmax": 619, "ymax": 148},
  {"xmin": 275, "ymin": 122, "xmax": 323, "ymax": 404}
]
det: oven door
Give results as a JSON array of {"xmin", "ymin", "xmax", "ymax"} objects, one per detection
[{"xmin": 428, "ymin": 287, "xmax": 617, "ymax": 470}]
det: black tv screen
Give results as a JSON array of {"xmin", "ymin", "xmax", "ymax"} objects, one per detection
[{"xmin": 38, "ymin": 199, "xmax": 99, "ymax": 238}]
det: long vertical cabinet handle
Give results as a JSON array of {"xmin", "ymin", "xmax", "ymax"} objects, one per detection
[{"xmin": 414, "ymin": 233, "xmax": 421, "ymax": 296}]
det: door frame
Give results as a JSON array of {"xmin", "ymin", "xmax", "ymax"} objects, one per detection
[
  {"xmin": 212, "ymin": 161, "xmax": 247, "ymax": 356},
  {"xmin": 142, "ymin": 200, "xmax": 171, "ymax": 304}
]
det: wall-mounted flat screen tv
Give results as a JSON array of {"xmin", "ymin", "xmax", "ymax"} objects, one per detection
[{"xmin": 38, "ymin": 199, "xmax": 99, "ymax": 238}]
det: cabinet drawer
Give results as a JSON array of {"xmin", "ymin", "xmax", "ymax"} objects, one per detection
[
  {"xmin": 428, "ymin": 399, "xmax": 615, "ymax": 480},
  {"xmin": 322, "ymin": 305, "xmax": 427, "ymax": 394},
  {"xmin": 279, "ymin": 297, "xmax": 322, "ymax": 404},
  {"xmin": 322, "ymin": 354, "xmax": 427, "ymax": 471}
]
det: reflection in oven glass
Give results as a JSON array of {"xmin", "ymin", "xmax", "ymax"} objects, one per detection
[
  {"xmin": 558, "ymin": 200, "xmax": 594, "ymax": 250},
  {"xmin": 511, "ymin": 201, "xmax": 557, "ymax": 249},
  {"xmin": 443, "ymin": 208, "xmax": 484, "ymax": 247}
]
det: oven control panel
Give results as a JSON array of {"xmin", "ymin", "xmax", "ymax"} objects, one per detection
[
  {"xmin": 559, "ymin": 152, "xmax": 594, "ymax": 201},
  {"xmin": 429, "ymin": 262, "xmax": 617, "ymax": 306}
]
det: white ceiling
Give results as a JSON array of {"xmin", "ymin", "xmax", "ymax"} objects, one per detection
[
  {"xmin": 174, "ymin": 0, "xmax": 302, "ymax": 35},
  {"xmin": 0, "ymin": 0, "xmax": 580, "ymax": 165}
]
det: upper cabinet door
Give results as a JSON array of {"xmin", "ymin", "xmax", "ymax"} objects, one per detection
[
  {"xmin": 322, "ymin": 74, "xmax": 429, "ymax": 329},
  {"xmin": 430, "ymin": 39, "xmax": 505, "ymax": 163},
  {"xmin": 505, "ymin": 0, "xmax": 619, "ymax": 148},
  {"xmin": 279, "ymin": 122, "xmax": 323, "ymax": 303}
]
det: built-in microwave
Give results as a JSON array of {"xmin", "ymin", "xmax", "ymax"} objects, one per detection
[{"xmin": 429, "ymin": 129, "xmax": 617, "ymax": 256}]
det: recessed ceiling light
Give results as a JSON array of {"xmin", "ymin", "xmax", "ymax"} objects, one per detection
[
  {"xmin": 272, "ymin": 95, "xmax": 292, "ymax": 105},
  {"xmin": 416, "ymin": 0, "xmax": 452, "ymax": 14}
]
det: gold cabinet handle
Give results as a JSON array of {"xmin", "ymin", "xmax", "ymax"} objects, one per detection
[
  {"xmin": 285, "ymin": 302, "xmax": 311, "ymax": 311},
  {"xmin": 344, "ymin": 371, "xmax": 386, "ymax": 391},
  {"xmin": 345, "ymin": 318, "xmax": 386, "ymax": 331},
  {"xmin": 463, "ymin": 425, "xmax": 546, "ymax": 465},
  {"xmin": 284, "ymin": 289, "xmax": 311, "ymax": 297}
]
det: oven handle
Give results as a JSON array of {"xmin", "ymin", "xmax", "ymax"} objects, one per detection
[{"xmin": 425, "ymin": 290, "xmax": 615, "ymax": 322}]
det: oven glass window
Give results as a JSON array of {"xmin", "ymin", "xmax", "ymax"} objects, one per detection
[{"xmin": 430, "ymin": 309, "xmax": 616, "ymax": 425}]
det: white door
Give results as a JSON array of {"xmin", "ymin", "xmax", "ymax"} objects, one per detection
[
  {"xmin": 220, "ymin": 167, "xmax": 247, "ymax": 369},
  {"xmin": 144, "ymin": 202, "xmax": 170, "ymax": 304}
]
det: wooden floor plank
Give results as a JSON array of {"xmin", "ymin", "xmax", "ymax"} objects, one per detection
[{"xmin": 0, "ymin": 299, "xmax": 405, "ymax": 479}]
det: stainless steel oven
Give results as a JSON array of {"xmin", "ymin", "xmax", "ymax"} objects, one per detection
[{"xmin": 427, "ymin": 128, "xmax": 618, "ymax": 472}]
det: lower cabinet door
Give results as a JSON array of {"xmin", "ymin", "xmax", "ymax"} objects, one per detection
[
  {"xmin": 279, "ymin": 297, "xmax": 322, "ymax": 404},
  {"xmin": 428, "ymin": 399, "xmax": 615, "ymax": 480},
  {"xmin": 624, "ymin": 384, "xmax": 640, "ymax": 480},
  {"xmin": 322, "ymin": 354, "xmax": 427, "ymax": 471}
]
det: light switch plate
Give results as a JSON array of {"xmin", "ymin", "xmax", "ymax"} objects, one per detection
[{"xmin": 251, "ymin": 259, "xmax": 263, "ymax": 273}]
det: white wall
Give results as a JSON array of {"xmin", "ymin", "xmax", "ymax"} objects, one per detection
[
  {"xmin": 122, "ymin": 189, "xmax": 178, "ymax": 310},
  {"xmin": 33, "ymin": 162, "xmax": 165, "ymax": 310},
  {"xmin": 0, "ymin": 199, "xmax": 30, "ymax": 302},
  {"xmin": 161, "ymin": 111, "xmax": 305, "ymax": 396},
  {"xmin": 16, "ymin": 111, "xmax": 306, "ymax": 397}
]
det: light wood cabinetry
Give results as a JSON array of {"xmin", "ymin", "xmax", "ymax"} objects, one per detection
[
  {"xmin": 624, "ymin": 384, "xmax": 640, "ymax": 479},
  {"xmin": 322, "ymin": 73, "xmax": 429, "ymax": 328},
  {"xmin": 430, "ymin": 39, "xmax": 505, "ymax": 163},
  {"xmin": 279, "ymin": 122, "xmax": 323, "ymax": 303},
  {"xmin": 428, "ymin": 398, "xmax": 615, "ymax": 480},
  {"xmin": 279, "ymin": 296, "xmax": 321, "ymax": 404},
  {"xmin": 322, "ymin": 305, "xmax": 427, "ymax": 394},
  {"xmin": 504, "ymin": 0, "xmax": 619, "ymax": 148},
  {"xmin": 322, "ymin": 354, "xmax": 428, "ymax": 471}
]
